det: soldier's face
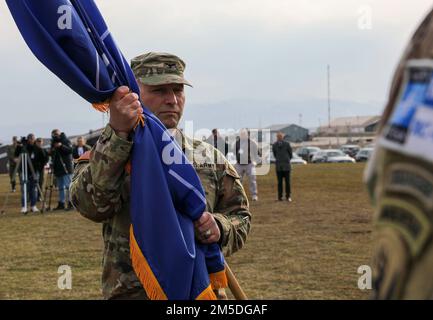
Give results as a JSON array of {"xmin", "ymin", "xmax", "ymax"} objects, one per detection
[{"xmin": 138, "ymin": 82, "xmax": 185, "ymax": 129}]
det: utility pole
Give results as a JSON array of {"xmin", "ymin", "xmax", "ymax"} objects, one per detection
[
  {"xmin": 327, "ymin": 64, "xmax": 331, "ymax": 129},
  {"xmin": 327, "ymin": 65, "xmax": 332, "ymax": 148}
]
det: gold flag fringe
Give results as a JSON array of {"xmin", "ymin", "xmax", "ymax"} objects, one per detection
[
  {"xmin": 130, "ymin": 225, "xmax": 168, "ymax": 300},
  {"xmin": 129, "ymin": 225, "xmax": 219, "ymax": 300},
  {"xmin": 209, "ymin": 269, "xmax": 228, "ymax": 290}
]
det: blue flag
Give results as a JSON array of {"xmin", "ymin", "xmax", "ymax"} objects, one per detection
[{"xmin": 6, "ymin": 0, "xmax": 227, "ymax": 300}]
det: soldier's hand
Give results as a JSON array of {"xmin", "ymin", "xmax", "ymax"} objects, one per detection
[
  {"xmin": 194, "ymin": 212, "xmax": 221, "ymax": 244},
  {"xmin": 108, "ymin": 86, "xmax": 143, "ymax": 139}
]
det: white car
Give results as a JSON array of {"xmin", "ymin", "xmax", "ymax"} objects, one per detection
[
  {"xmin": 340, "ymin": 144, "xmax": 360, "ymax": 158},
  {"xmin": 266, "ymin": 152, "xmax": 306, "ymax": 165},
  {"xmin": 290, "ymin": 154, "xmax": 307, "ymax": 165},
  {"xmin": 355, "ymin": 148, "xmax": 374, "ymax": 162},
  {"xmin": 296, "ymin": 146, "xmax": 321, "ymax": 162},
  {"xmin": 311, "ymin": 149, "xmax": 356, "ymax": 163}
]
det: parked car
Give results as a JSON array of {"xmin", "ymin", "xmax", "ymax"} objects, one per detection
[
  {"xmin": 296, "ymin": 147, "xmax": 321, "ymax": 162},
  {"xmin": 355, "ymin": 148, "xmax": 374, "ymax": 162},
  {"xmin": 364, "ymin": 143, "xmax": 376, "ymax": 149},
  {"xmin": 312, "ymin": 149, "xmax": 356, "ymax": 163},
  {"xmin": 266, "ymin": 152, "xmax": 306, "ymax": 165},
  {"xmin": 340, "ymin": 145, "xmax": 360, "ymax": 158},
  {"xmin": 291, "ymin": 153, "xmax": 307, "ymax": 165}
]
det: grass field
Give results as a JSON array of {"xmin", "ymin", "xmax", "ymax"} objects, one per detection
[{"xmin": 0, "ymin": 163, "xmax": 374, "ymax": 300}]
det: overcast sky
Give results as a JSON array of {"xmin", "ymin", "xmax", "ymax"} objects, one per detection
[{"xmin": 1, "ymin": 0, "xmax": 432, "ymax": 142}]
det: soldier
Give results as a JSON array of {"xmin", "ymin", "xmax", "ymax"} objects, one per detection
[
  {"xmin": 70, "ymin": 52, "xmax": 251, "ymax": 300},
  {"xmin": 366, "ymin": 9, "xmax": 433, "ymax": 299}
]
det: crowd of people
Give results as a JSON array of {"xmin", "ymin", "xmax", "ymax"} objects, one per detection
[
  {"xmin": 6, "ymin": 130, "xmax": 91, "ymax": 214},
  {"xmin": 5, "ymin": 125, "xmax": 292, "ymax": 213}
]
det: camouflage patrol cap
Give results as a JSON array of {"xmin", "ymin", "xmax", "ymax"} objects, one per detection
[{"xmin": 131, "ymin": 52, "xmax": 192, "ymax": 87}]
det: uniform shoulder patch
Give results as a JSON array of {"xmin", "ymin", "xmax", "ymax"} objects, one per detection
[
  {"xmin": 376, "ymin": 197, "xmax": 431, "ymax": 257},
  {"xmin": 385, "ymin": 163, "xmax": 433, "ymax": 211}
]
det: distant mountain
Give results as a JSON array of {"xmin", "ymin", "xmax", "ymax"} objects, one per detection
[
  {"xmin": 0, "ymin": 98, "xmax": 385, "ymax": 141},
  {"xmin": 181, "ymin": 98, "xmax": 385, "ymax": 132}
]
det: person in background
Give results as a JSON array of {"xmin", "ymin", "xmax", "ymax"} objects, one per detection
[
  {"xmin": 72, "ymin": 136, "xmax": 91, "ymax": 160},
  {"xmin": 272, "ymin": 132, "xmax": 293, "ymax": 202},
  {"xmin": 207, "ymin": 128, "xmax": 229, "ymax": 156},
  {"xmin": 234, "ymin": 128, "xmax": 259, "ymax": 201},
  {"xmin": 35, "ymin": 137, "xmax": 49, "ymax": 201},
  {"xmin": 50, "ymin": 129, "xmax": 74, "ymax": 211},
  {"xmin": 14, "ymin": 134, "xmax": 45, "ymax": 214},
  {"xmin": 7, "ymin": 136, "xmax": 18, "ymax": 192}
]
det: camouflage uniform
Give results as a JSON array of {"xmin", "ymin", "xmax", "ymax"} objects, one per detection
[
  {"xmin": 366, "ymin": 9, "xmax": 433, "ymax": 299},
  {"xmin": 70, "ymin": 52, "xmax": 251, "ymax": 300}
]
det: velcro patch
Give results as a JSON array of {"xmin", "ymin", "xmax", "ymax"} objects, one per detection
[
  {"xmin": 385, "ymin": 163, "xmax": 433, "ymax": 211},
  {"xmin": 376, "ymin": 198, "xmax": 431, "ymax": 257}
]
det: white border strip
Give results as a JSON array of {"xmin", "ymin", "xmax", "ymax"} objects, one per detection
[
  {"xmin": 101, "ymin": 29, "xmax": 110, "ymax": 41},
  {"xmin": 95, "ymin": 48, "xmax": 100, "ymax": 90}
]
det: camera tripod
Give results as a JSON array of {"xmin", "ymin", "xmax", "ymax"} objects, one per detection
[
  {"xmin": 0, "ymin": 147, "xmax": 45, "ymax": 214},
  {"xmin": 41, "ymin": 165, "xmax": 55, "ymax": 212}
]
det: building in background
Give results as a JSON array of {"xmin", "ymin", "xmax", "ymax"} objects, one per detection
[
  {"xmin": 265, "ymin": 123, "xmax": 309, "ymax": 144},
  {"xmin": 317, "ymin": 116, "xmax": 381, "ymax": 136}
]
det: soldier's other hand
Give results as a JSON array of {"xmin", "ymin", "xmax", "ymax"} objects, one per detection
[
  {"xmin": 194, "ymin": 212, "xmax": 221, "ymax": 244},
  {"xmin": 108, "ymin": 86, "xmax": 143, "ymax": 139}
]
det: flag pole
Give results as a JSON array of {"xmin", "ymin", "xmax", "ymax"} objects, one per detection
[{"xmin": 225, "ymin": 262, "xmax": 248, "ymax": 300}]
